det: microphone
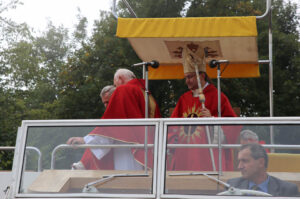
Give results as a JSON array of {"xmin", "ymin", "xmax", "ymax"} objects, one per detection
[
  {"xmin": 132, "ymin": 60, "xmax": 159, "ymax": 68},
  {"xmin": 209, "ymin": 60, "xmax": 229, "ymax": 68}
]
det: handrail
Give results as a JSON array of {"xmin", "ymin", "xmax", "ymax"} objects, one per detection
[
  {"xmin": 50, "ymin": 143, "xmax": 300, "ymax": 169},
  {"xmin": 256, "ymin": 0, "xmax": 271, "ymax": 19},
  {"xmin": 122, "ymin": 0, "xmax": 137, "ymax": 18},
  {"xmin": 0, "ymin": 146, "xmax": 15, "ymax": 150},
  {"xmin": 26, "ymin": 146, "xmax": 42, "ymax": 172},
  {"xmin": 0, "ymin": 146, "xmax": 42, "ymax": 172},
  {"xmin": 167, "ymin": 144, "xmax": 300, "ymax": 150},
  {"xmin": 51, "ymin": 144, "xmax": 154, "ymax": 169},
  {"xmin": 258, "ymin": 60, "xmax": 270, "ymax": 64},
  {"xmin": 113, "ymin": 0, "xmax": 271, "ymax": 19}
]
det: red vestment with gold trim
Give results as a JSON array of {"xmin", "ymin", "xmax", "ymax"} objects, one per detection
[{"xmin": 169, "ymin": 84, "xmax": 240, "ymax": 171}]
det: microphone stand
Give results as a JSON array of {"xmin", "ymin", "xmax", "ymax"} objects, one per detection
[
  {"xmin": 216, "ymin": 62, "xmax": 222, "ymax": 178},
  {"xmin": 209, "ymin": 59, "xmax": 228, "ymax": 177},
  {"xmin": 143, "ymin": 64, "xmax": 149, "ymax": 175},
  {"xmin": 137, "ymin": 61, "xmax": 159, "ymax": 174}
]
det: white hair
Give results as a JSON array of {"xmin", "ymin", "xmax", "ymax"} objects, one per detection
[
  {"xmin": 114, "ymin": 68, "xmax": 136, "ymax": 81},
  {"xmin": 240, "ymin": 129, "xmax": 259, "ymax": 141},
  {"xmin": 100, "ymin": 85, "xmax": 116, "ymax": 99}
]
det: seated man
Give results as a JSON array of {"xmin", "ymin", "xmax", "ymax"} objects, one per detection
[{"xmin": 227, "ymin": 143, "xmax": 299, "ymax": 196}]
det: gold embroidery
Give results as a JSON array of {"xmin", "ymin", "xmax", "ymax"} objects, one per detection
[
  {"xmin": 141, "ymin": 88, "xmax": 156, "ymax": 118},
  {"xmin": 179, "ymin": 104, "xmax": 204, "ymax": 143}
]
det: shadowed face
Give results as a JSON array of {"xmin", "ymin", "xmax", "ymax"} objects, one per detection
[
  {"xmin": 184, "ymin": 72, "xmax": 198, "ymax": 90},
  {"xmin": 114, "ymin": 76, "xmax": 122, "ymax": 87},
  {"xmin": 237, "ymin": 148, "xmax": 264, "ymax": 181},
  {"xmin": 101, "ymin": 92, "xmax": 111, "ymax": 108}
]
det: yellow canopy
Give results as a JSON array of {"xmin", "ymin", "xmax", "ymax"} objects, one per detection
[{"xmin": 116, "ymin": 17, "xmax": 259, "ymax": 79}]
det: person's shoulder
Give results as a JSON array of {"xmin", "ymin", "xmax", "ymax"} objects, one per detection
[
  {"xmin": 180, "ymin": 90, "xmax": 193, "ymax": 98},
  {"xmin": 117, "ymin": 83, "xmax": 135, "ymax": 90},
  {"xmin": 269, "ymin": 175, "xmax": 299, "ymax": 192},
  {"xmin": 271, "ymin": 175, "xmax": 300, "ymax": 196},
  {"xmin": 117, "ymin": 81, "xmax": 140, "ymax": 91},
  {"xmin": 205, "ymin": 84, "xmax": 216, "ymax": 90},
  {"xmin": 227, "ymin": 177, "xmax": 245, "ymax": 186}
]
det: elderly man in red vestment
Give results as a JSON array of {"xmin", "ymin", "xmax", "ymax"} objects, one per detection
[
  {"xmin": 67, "ymin": 69, "xmax": 161, "ymax": 170},
  {"xmin": 169, "ymin": 46, "xmax": 239, "ymax": 171}
]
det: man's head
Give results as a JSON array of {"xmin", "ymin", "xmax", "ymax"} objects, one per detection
[
  {"xmin": 184, "ymin": 72, "xmax": 206, "ymax": 90},
  {"xmin": 100, "ymin": 85, "xmax": 116, "ymax": 108},
  {"xmin": 238, "ymin": 143, "xmax": 268, "ymax": 182},
  {"xmin": 182, "ymin": 46, "xmax": 210, "ymax": 91},
  {"xmin": 240, "ymin": 129, "xmax": 259, "ymax": 145},
  {"xmin": 114, "ymin": 68, "xmax": 136, "ymax": 87}
]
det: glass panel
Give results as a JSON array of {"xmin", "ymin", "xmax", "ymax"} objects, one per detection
[
  {"xmin": 165, "ymin": 124, "xmax": 300, "ymax": 197},
  {"xmin": 165, "ymin": 124, "xmax": 241, "ymax": 195},
  {"xmin": 20, "ymin": 125, "xmax": 156, "ymax": 195}
]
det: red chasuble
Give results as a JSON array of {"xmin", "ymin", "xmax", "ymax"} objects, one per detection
[
  {"xmin": 81, "ymin": 79, "xmax": 161, "ymax": 170},
  {"xmin": 170, "ymin": 84, "xmax": 240, "ymax": 171}
]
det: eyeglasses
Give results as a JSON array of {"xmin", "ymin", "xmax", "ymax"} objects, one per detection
[{"xmin": 184, "ymin": 73, "xmax": 196, "ymax": 80}]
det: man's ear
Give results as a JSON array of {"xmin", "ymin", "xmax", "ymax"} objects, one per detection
[
  {"xmin": 258, "ymin": 157, "xmax": 265, "ymax": 168},
  {"xmin": 119, "ymin": 76, "xmax": 125, "ymax": 85}
]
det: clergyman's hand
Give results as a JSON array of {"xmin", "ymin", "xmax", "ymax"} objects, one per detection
[
  {"xmin": 66, "ymin": 137, "xmax": 85, "ymax": 145},
  {"xmin": 200, "ymin": 107, "xmax": 212, "ymax": 117}
]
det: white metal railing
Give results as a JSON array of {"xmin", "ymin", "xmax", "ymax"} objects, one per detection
[
  {"xmin": 0, "ymin": 146, "xmax": 42, "ymax": 172},
  {"xmin": 51, "ymin": 144, "xmax": 154, "ymax": 169},
  {"xmin": 112, "ymin": 0, "xmax": 271, "ymax": 19}
]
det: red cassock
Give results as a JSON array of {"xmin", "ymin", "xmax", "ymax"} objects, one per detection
[
  {"xmin": 81, "ymin": 79, "xmax": 161, "ymax": 170},
  {"xmin": 169, "ymin": 84, "xmax": 240, "ymax": 171}
]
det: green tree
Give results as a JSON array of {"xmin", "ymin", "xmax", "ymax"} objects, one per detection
[
  {"xmin": 57, "ymin": 11, "xmax": 133, "ymax": 119},
  {"xmin": 0, "ymin": 0, "xmax": 32, "ymax": 170},
  {"xmin": 0, "ymin": 19, "xmax": 71, "ymax": 169}
]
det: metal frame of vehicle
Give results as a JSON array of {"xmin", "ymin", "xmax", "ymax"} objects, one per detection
[
  {"xmin": 9, "ymin": 119, "xmax": 160, "ymax": 199},
  {"xmin": 159, "ymin": 117, "xmax": 300, "ymax": 199},
  {"xmin": 6, "ymin": 117, "xmax": 300, "ymax": 199}
]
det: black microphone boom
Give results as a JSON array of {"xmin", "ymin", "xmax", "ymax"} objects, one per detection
[
  {"xmin": 209, "ymin": 60, "xmax": 229, "ymax": 68},
  {"xmin": 132, "ymin": 60, "xmax": 159, "ymax": 68}
]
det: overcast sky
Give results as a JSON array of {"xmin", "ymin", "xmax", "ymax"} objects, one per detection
[
  {"xmin": 2, "ymin": 0, "xmax": 299, "ymax": 34},
  {"xmin": 3, "ymin": 0, "xmax": 113, "ymax": 34}
]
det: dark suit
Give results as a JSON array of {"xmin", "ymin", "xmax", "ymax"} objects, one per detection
[{"xmin": 227, "ymin": 175, "xmax": 299, "ymax": 197}]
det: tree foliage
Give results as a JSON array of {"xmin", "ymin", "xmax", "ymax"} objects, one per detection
[{"xmin": 0, "ymin": 0, "xmax": 299, "ymax": 169}]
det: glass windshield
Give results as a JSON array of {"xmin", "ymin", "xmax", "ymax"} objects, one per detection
[
  {"xmin": 15, "ymin": 119, "xmax": 300, "ymax": 198},
  {"xmin": 20, "ymin": 124, "xmax": 156, "ymax": 195},
  {"xmin": 164, "ymin": 123, "xmax": 300, "ymax": 197}
]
